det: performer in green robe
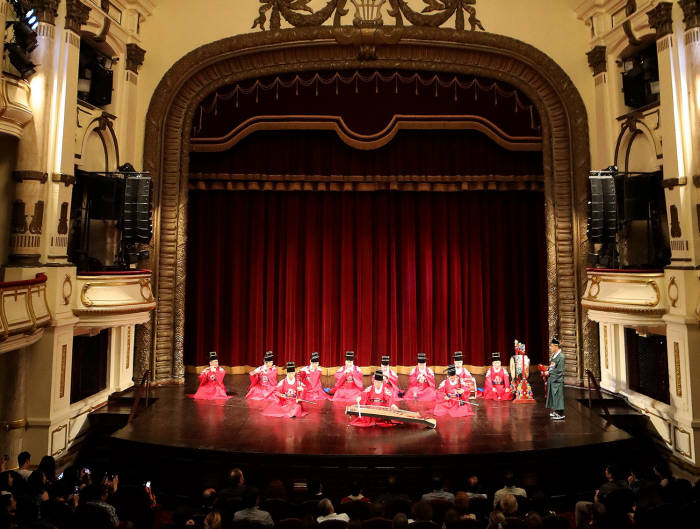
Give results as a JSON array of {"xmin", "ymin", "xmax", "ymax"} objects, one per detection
[{"xmin": 545, "ymin": 337, "xmax": 565, "ymax": 420}]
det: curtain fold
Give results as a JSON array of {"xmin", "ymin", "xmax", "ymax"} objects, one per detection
[{"xmin": 185, "ymin": 190, "xmax": 548, "ymax": 367}]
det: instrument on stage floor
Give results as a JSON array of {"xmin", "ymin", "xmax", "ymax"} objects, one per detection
[{"xmin": 345, "ymin": 405, "xmax": 437, "ymax": 429}]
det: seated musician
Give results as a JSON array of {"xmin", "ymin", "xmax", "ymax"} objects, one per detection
[
  {"xmin": 299, "ymin": 352, "xmax": 328, "ymax": 401},
  {"xmin": 191, "ymin": 351, "xmax": 229, "ymax": 400},
  {"xmin": 328, "ymin": 351, "xmax": 364, "ymax": 402},
  {"xmin": 453, "ymin": 351, "xmax": 477, "ymax": 398},
  {"xmin": 246, "ymin": 351, "xmax": 278, "ymax": 400},
  {"xmin": 350, "ymin": 370, "xmax": 399, "ymax": 427},
  {"xmin": 482, "ymin": 352, "xmax": 513, "ymax": 401},
  {"xmin": 433, "ymin": 365, "xmax": 475, "ymax": 417},
  {"xmin": 380, "ymin": 355, "xmax": 401, "ymax": 395},
  {"xmin": 262, "ymin": 362, "xmax": 309, "ymax": 418},
  {"xmin": 404, "ymin": 353, "xmax": 436, "ymax": 401}
]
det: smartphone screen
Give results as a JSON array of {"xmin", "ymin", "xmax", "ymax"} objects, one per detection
[
  {"xmin": 58, "ymin": 472, "xmax": 64, "ymax": 480},
  {"xmin": 145, "ymin": 481, "xmax": 151, "ymax": 489}
]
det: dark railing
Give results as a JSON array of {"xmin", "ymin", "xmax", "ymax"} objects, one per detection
[
  {"xmin": 128, "ymin": 370, "xmax": 151, "ymax": 424},
  {"xmin": 585, "ymin": 368, "xmax": 610, "ymax": 418}
]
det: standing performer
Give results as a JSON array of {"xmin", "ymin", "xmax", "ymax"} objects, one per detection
[
  {"xmin": 434, "ymin": 365, "xmax": 475, "ymax": 417},
  {"xmin": 510, "ymin": 340, "xmax": 535, "ymax": 403},
  {"xmin": 453, "ymin": 351, "xmax": 477, "ymax": 398},
  {"xmin": 191, "ymin": 352, "xmax": 228, "ymax": 400},
  {"xmin": 246, "ymin": 351, "xmax": 278, "ymax": 400},
  {"xmin": 262, "ymin": 362, "xmax": 309, "ymax": 418},
  {"xmin": 483, "ymin": 352, "xmax": 513, "ymax": 401},
  {"xmin": 405, "ymin": 353, "xmax": 436, "ymax": 401},
  {"xmin": 329, "ymin": 351, "xmax": 364, "ymax": 402},
  {"xmin": 546, "ymin": 338, "xmax": 565, "ymax": 420},
  {"xmin": 380, "ymin": 355, "xmax": 401, "ymax": 395},
  {"xmin": 299, "ymin": 352, "xmax": 329, "ymax": 401},
  {"xmin": 350, "ymin": 370, "xmax": 399, "ymax": 427}
]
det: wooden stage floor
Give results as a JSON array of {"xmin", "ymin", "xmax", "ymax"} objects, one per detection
[{"xmin": 112, "ymin": 374, "xmax": 632, "ymax": 458}]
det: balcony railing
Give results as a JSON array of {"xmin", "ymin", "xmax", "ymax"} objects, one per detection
[
  {"xmin": 582, "ymin": 268, "xmax": 668, "ymax": 319},
  {"xmin": 72, "ymin": 270, "xmax": 156, "ymax": 326},
  {"xmin": 0, "ymin": 273, "xmax": 52, "ymax": 353}
]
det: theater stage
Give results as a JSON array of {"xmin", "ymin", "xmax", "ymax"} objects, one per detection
[{"xmin": 98, "ymin": 374, "xmax": 649, "ymax": 499}]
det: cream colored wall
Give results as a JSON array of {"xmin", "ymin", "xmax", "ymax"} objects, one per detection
[
  {"xmin": 134, "ymin": 0, "xmax": 594, "ymax": 168},
  {"xmin": 0, "ymin": 136, "xmax": 18, "ymax": 272}
]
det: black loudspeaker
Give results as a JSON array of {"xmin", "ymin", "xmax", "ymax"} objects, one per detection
[
  {"xmin": 88, "ymin": 63, "xmax": 113, "ymax": 107},
  {"xmin": 122, "ymin": 176, "xmax": 152, "ymax": 244},
  {"xmin": 588, "ymin": 173, "xmax": 618, "ymax": 244}
]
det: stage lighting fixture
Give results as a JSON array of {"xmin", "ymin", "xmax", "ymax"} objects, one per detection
[{"xmin": 5, "ymin": 0, "xmax": 39, "ymax": 79}]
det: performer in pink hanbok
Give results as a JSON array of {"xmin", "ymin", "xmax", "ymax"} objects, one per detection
[
  {"xmin": 380, "ymin": 355, "xmax": 401, "ymax": 395},
  {"xmin": 404, "ymin": 353, "xmax": 436, "ymax": 401},
  {"xmin": 262, "ymin": 362, "xmax": 309, "ymax": 418},
  {"xmin": 453, "ymin": 351, "xmax": 477, "ymax": 398},
  {"xmin": 329, "ymin": 351, "xmax": 364, "ymax": 402},
  {"xmin": 433, "ymin": 365, "xmax": 475, "ymax": 417},
  {"xmin": 299, "ymin": 352, "xmax": 328, "ymax": 401},
  {"xmin": 350, "ymin": 370, "xmax": 399, "ymax": 427},
  {"xmin": 191, "ymin": 352, "xmax": 229, "ymax": 400},
  {"xmin": 482, "ymin": 352, "xmax": 513, "ymax": 401},
  {"xmin": 246, "ymin": 351, "xmax": 278, "ymax": 400}
]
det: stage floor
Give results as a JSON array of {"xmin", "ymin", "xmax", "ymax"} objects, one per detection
[{"xmin": 112, "ymin": 374, "xmax": 632, "ymax": 458}]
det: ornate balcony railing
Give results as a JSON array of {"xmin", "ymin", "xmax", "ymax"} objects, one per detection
[
  {"xmin": 0, "ymin": 273, "xmax": 52, "ymax": 353},
  {"xmin": 72, "ymin": 270, "xmax": 156, "ymax": 326}
]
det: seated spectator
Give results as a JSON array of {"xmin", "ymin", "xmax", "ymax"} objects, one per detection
[
  {"xmin": 498, "ymin": 494, "xmax": 518, "ymax": 517},
  {"xmin": 486, "ymin": 511, "xmax": 505, "ymax": 529},
  {"xmin": 453, "ymin": 492, "xmax": 475, "ymax": 520},
  {"xmin": 393, "ymin": 513, "xmax": 409, "ymax": 529},
  {"xmin": 234, "ymin": 488, "xmax": 273, "ymax": 528},
  {"xmin": 37, "ymin": 457, "xmax": 56, "ymax": 484},
  {"xmin": 82, "ymin": 484, "xmax": 119, "ymax": 527},
  {"xmin": 341, "ymin": 481, "xmax": 371, "ymax": 503},
  {"xmin": 410, "ymin": 500, "xmax": 433, "ymax": 523},
  {"xmin": 443, "ymin": 508, "xmax": 460, "ymax": 529},
  {"xmin": 378, "ymin": 476, "xmax": 410, "ymax": 504},
  {"xmin": 16, "ymin": 453, "xmax": 32, "ymax": 481},
  {"xmin": 523, "ymin": 512, "xmax": 542, "ymax": 529},
  {"xmin": 306, "ymin": 479, "xmax": 326, "ymax": 503},
  {"xmin": 220, "ymin": 468, "xmax": 246, "ymax": 500},
  {"xmin": 421, "ymin": 477, "xmax": 455, "ymax": 503},
  {"xmin": 627, "ymin": 465, "xmax": 651, "ymax": 496},
  {"xmin": 493, "ymin": 471, "xmax": 527, "ymax": 507},
  {"xmin": 201, "ymin": 488, "xmax": 217, "ymax": 513},
  {"xmin": 574, "ymin": 463, "xmax": 626, "ymax": 529},
  {"xmin": 204, "ymin": 511, "xmax": 222, "ymax": 529},
  {"xmin": 459, "ymin": 475, "xmax": 486, "ymax": 500},
  {"xmin": 317, "ymin": 499, "xmax": 350, "ymax": 523}
]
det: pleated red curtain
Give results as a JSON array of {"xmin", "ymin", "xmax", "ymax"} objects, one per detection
[{"xmin": 185, "ymin": 190, "xmax": 548, "ymax": 367}]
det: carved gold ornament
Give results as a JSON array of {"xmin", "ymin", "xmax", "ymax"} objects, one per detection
[
  {"xmin": 62, "ymin": 274, "xmax": 72, "ymax": 305},
  {"xmin": 668, "ymin": 276, "xmax": 679, "ymax": 307},
  {"xmin": 582, "ymin": 275, "xmax": 661, "ymax": 306},
  {"xmin": 589, "ymin": 275, "xmax": 601, "ymax": 298},
  {"xmin": 674, "ymin": 342, "xmax": 682, "ymax": 397}
]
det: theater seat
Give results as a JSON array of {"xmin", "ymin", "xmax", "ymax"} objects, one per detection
[
  {"xmin": 261, "ymin": 499, "xmax": 299, "ymax": 521},
  {"xmin": 276, "ymin": 517, "xmax": 305, "ymax": 529},
  {"xmin": 318, "ymin": 519, "xmax": 349, "ymax": 529},
  {"xmin": 338, "ymin": 500, "xmax": 372, "ymax": 520},
  {"xmin": 384, "ymin": 499, "xmax": 412, "ymax": 518},
  {"xmin": 429, "ymin": 500, "xmax": 453, "ymax": 523},
  {"xmin": 362, "ymin": 517, "xmax": 393, "ymax": 529}
]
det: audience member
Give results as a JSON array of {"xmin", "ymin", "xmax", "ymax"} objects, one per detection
[
  {"xmin": 392, "ymin": 513, "xmax": 409, "ymax": 529},
  {"xmin": 234, "ymin": 488, "xmax": 274, "ymax": 528},
  {"xmin": 486, "ymin": 510, "xmax": 505, "ymax": 529},
  {"xmin": 421, "ymin": 477, "xmax": 455, "ymax": 503},
  {"xmin": 493, "ymin": 471, "xmax": 527, "ymax": 507},
  {"xmin": 306, "ymin": 479, "xmax": 326, "ymax": 503},
  {"xmin": 410, "ymin": 500, "xmax": 433, "ymax": 523},
  {"xmin": 83, "ymin": 484, "xmax": 119, "ymax": 527},
  {"xmin": 341, "ymin": 481, "xmax": 371, "ymax": 503},
  {"xmin": 203, "ymin": 511, "xmax": 222, "ymax": 529},
  {"xmin": 317, "ymin": 498, "xmax": 350, "ymax": 523},
  {"xmin": 264, "ymin": 479, "xmax": 288, "ymax": 501},
  {"xmin": 220, "ymin": 468, "xmax": 246, "ymax": 500},
  {"xmin": 574, "ymin": 463, "xmax": 626, "ymax": 528},
  {"xmin": 499, "ymin": 493, "xmax": 518, "ymax": 516},
  {"xmin": 16, "ymin": 453, "xmax": 32, "ymax": 481}
]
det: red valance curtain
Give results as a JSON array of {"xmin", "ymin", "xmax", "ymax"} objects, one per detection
[{"xmin": 185, "ymin": 190, "xmax": 548, "ymax": 367}]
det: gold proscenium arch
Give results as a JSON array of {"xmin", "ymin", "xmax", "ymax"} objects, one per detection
[{"xmin": 137, "ymin": 26, "xmax": 593, "ymax": 385}]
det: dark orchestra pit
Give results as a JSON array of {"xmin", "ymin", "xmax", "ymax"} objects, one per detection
[{"xmin": 97, "ymin": 374, "xmax": 649, "ymax": 500}]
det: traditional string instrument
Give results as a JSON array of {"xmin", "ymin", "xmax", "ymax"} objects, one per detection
[{"xmin": 345, "ymin": 404, "xmax": 437, "ymax": 429}]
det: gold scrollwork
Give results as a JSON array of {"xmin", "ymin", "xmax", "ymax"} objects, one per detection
[
  {"xmin": 674, "ymin": 426, "xmax": 692, "ymax": 459},
  {"xmin": 603, "ymin": 326, "xmax": 609, "ymax": 370},
  {"xmin": 668, "ymin": 276, "xmax": 679, "ymax": 307},
  {"xmin": 674, "ymin": 342, "xmax": 682, "ymax": 397},
  {"xmin": 0, "ymin": 418, "xmax": 27, "ymax": 432},
  {"xmin": 62, "ymin": 274, "xmax": 72, "ymax": 305},
  {"xmin": 50, "ymin": 423, "xmax": 68, "ymax": 457},
  {"xmin": 80, "ymin": 277, "xmax": 155, "ymax": 308},
  {"xmin": 589, "ymin": 275, "xmax": 601, "ymax": 298},
  {"xmin": 139, "ymin": 279, "xmax": 154, "ymax": 302}
]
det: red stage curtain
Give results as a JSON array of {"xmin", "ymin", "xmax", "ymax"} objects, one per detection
[{"xmin": 185, "ymin": 191, "xmax": 548, "ymax": 367}]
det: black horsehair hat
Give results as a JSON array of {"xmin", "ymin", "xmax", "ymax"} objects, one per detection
[
  {"xmin": 310, "ymin": 352, "xmax": 320, "ymax": 362},
  {"xmin": 374, "ymin": 369, "xmax": 384, "ymax": 381},
  {"xmin": 551, "ymin": 336, "xmax": 561, "ymax": 346},
  {"xmin": 453, "ymin": 351, "xmax": 463, "ymax": 360},
  {"xmin": 209, "ymin": 351, "xmax": 218, "ymax": 362},
  {"xmin": 417, "ymin": 353, "xmax": 427, "ymax": 363},
  {"xmin": 264, "ymin": 351, "xmax": 274, "ymax": 361},
  {"xmin": 492, "ymin": 352, "xmax": 501, "ymax": 361},
  {"xmin": 286, "ymin": 361, "xmax": 295, "ymax": 372},
  {"xmin": 345, "ymin": 351, "xmax": 355, "ymax": 361},
  {"xmin": 381, "ymin": 355, "xmax": 390, "ymax": 365},
  {"xmin": 447, "ymin": 364, "xmax": 457, "ymax": 376}
]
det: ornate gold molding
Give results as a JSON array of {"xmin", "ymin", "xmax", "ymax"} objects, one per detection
[
  {"xmin": 141, "ymin": 26, "xmax": 590, "ymax": 384},
  {"xmin": 59, "ymin": 344, "xmax": 67, "ymax": 398},
  {"xmin": 603, "ymin": 325, "xmax": 609, "ymax": 370},
  {"xmin": 582, "ymin": 275, "xmax": 661, "ymax": 307},
  {"xmin": 668, "ymin": 276, "xmax": 679, "ymax": 307},
  {"xmin": 674, "ymin": 341, "xmax": 682, "ymax": 397},
  {"xmin": 0, "ymin": 418, "xmax": 27, "ymax": 431},
  {"xmin": 62, "ymin": 274, "xmax": 72, "ymax": 305}
]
